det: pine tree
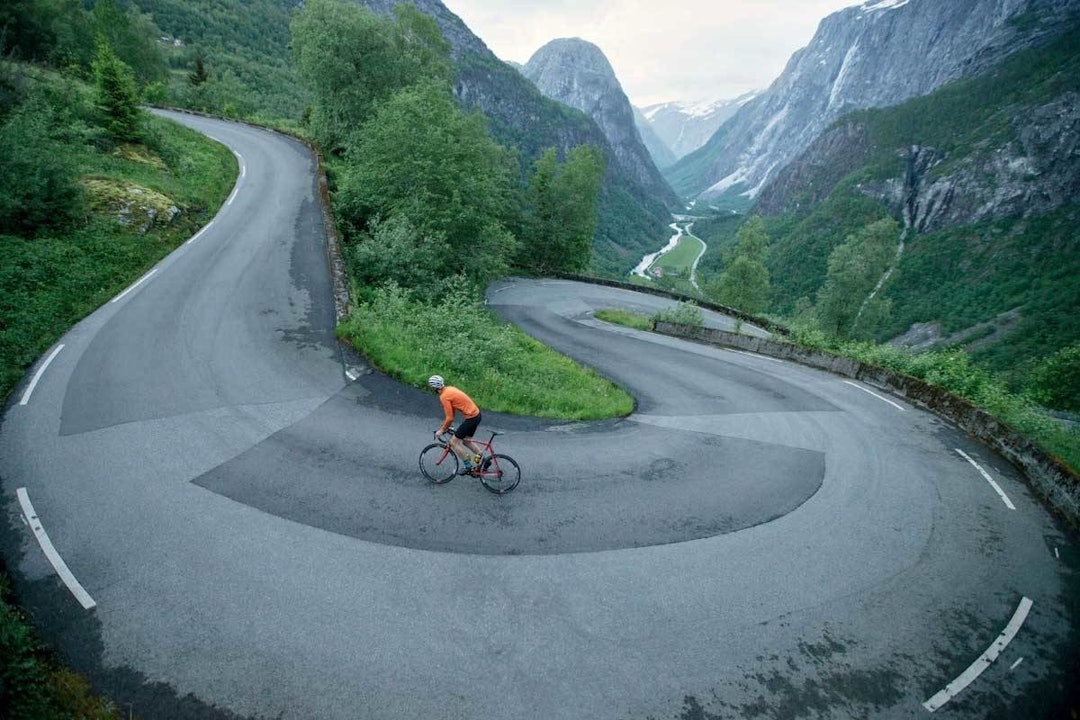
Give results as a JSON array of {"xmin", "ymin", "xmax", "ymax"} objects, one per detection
[{"xmin": 92, "ymin": 39, "xmax": 142, "ymax": 143}]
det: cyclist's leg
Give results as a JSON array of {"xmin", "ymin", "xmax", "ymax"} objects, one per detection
[{"xmin": 456, "ymin": 413, "xmax": 482, "ymax": 460}]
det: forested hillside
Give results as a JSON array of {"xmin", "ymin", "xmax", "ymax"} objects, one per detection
[
  {"xmin": 93, "ymin": 0, "xmax": 673, "ymax": 276},
  {"xmin": 695, "ymin": 22, "xmax": 1080, "ymax": 408}
]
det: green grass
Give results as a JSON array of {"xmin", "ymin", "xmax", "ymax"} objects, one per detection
[
  {"xmin": 596, "ymin": 306, "xmax": 1079, "ymax": 474},
  {"xmin": 595, "ymin": 308, "xmax": 653, "ymax": 331},
  {"xmin": 339, "ymin": 284, "xmax": 634, "ymax": 420},
  {"xmin": 0, "ymin": 114, "xmax": 236, "ymax": 401},
  {"xmin": 0, "ymin": 108, "xmax": 234, "ymax": 720}
]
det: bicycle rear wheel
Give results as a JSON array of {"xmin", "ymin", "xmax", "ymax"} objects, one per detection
[
  {"xmin": 419, "ymin": 443, "xmax": 457, "ymax": 484},
  {"xmin": 480, "ymin": 454, "xmax": 520, "ymax": 495}
]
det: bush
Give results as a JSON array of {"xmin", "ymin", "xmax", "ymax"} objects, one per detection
[
  {"xmin": 338, "ymin": 282, "xmax": 633, "ymax": 419},
  {"xmin": 1027, "ymin": 343, "xmax": 1080, "ymax": 412},
  {"xmin": 0, "ymin": 93, "xmax": 86, "ymax": 237},
  {"xmin": 652, "ymin": 301, "xmax": 704, "ymax": 327}
]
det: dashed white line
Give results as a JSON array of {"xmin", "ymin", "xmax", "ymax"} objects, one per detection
[
  {"xmin": 956, "ymin": 449, "xmax": 1016, "ymax": 510},
  {"xmin": 111, "ymin": 267, "xmax": 158, "ymax": 304},
  {"xmin": 16, "ymin": 488, "xmax": 96, "ymax": 610},
  {"xmin": 19, "ymin": 344, "xmax": 64, "ymax": 406},
  {"xmin": 1010, "ymin": 657, "xmax": 1025, "ymax": 670},
  {"xmin": 923, "ymin": 597, "xmax": 1033, "ymax": 712},
  {"xmin": 842, "ymin": 380, "xmax": 905, "ymax": 411}
]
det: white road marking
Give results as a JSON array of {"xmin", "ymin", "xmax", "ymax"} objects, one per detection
[
  {"xmin": 955, "ymin": 449, "xmax": 1016, "ymax": 510},
  {"xmin": 186, "ymin": 221, "xmax": 214, "ymax": 245},
  {"xmin": 19, "ymin": 344, "xmax": 64, "ymax": 406},
  {"xmin": 923, "ymin": 597, "xmax": 1033, "ymax": 712},
  {"xmin": 727, "ymin": 349, "xmax": 784, "ymax": 363},
  {"xmin": 1010, "ymin": 657, "xmax": 1024, "ymax": 670},
  {"xmin": 235, "ymin": 150, "xmax": 246, "ymax": 178},
  {"xmin": 1055, "ymin": 548, "xmax": 1060, "ymax": 559},
  {"xmin": 842, "ymin": 380, "xmax": 905, "ymax": 411},
  {"xmin": 111, "ymin": 268, "xmax": 158, "ymax": 304},
  {"xmin": 16, "ymin": 488, "xmax": 97, "ymax": 610}
]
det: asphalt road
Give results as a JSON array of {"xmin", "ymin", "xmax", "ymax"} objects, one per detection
[{"xmin": 1, "ymin": 112, "xmax": 1076, "ymax": 720}]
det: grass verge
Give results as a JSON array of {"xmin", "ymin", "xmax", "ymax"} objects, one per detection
[
  {"xmin": 1, "ymin": 112, "xmax": 235, "ymax": 720},
  {"xmin": 596, "ymin": 309, "xmax": 1080, "ymax": 473},
  {"xmin": 339, "ymin": 284, "xmax": 634, "ymax": 419}
]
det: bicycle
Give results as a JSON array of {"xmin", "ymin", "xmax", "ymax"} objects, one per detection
[{"xmin": 419, "ymin": 428, "xmax": 521, "ymax": 495}]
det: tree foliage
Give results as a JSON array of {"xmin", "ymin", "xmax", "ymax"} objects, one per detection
[
  {"xmin": 518, "ymin": 146, "xmax": 605, "ymax": 273},
  {"xmin": 336, "ymin": 80, "xmax": 518, "ymax": 296},
  {"xmin": 0, "ymin": 90, "xmax": 85, "ymax": 237},
  {"xmin": 707, "ymin": 215, "xmax": 770, "ymax": 314},
  {"xmin": 1026, "ymin": 343, "xmax": 1080, "ymax": 412},
  {"xmin": 92, "ymin": 40, "xmax": 142, "ymax": 143},
  {"xmin": 814, "ymin": 218, "xmax": 898, "ymax": 338},
  {"xmin": 290, "ymin": 0, "xmax": 450, "ymax": 153}
]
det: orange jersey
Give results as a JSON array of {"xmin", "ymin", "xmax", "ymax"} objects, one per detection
[{"xmin": 438, "ymin": 386, "xmax": 479, "ymax": 432}]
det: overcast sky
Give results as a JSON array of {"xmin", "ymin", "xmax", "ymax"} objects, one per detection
[{"xmin": 441, "ymin": 0, "xmax": 860, "ymax": 108}]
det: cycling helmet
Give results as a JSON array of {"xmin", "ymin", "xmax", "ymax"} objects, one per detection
[{"xmin": 427, "ymin": 375, "xmax": 445, "ymax": 389}]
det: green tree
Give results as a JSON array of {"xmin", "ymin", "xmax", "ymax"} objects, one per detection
[
  {"xmin": 92, "ymin": 39, "xmax": 142, "ymax": 143},
  {"xmin": 519, "ymin": 145, "xmax": 605, "ymax": 272},
  {"xmin": 708, "ymin": 215, "xmax": 770, "ymax": 314},
  {"xmin": 188, "ymin": 56, "xmax": 209, "ymax": 87},
  {"xmin": 814, "ymin": 218, "xmax": 899, "ymax": 338},
  {"xmin": 291, "ymin": 0, "xmax": 450, "ymax": 153},
  {"xmin": 91, "ymin": 0, "xmax": 164, "ymax": 85},
  {"xmin": 0, "ymin": 91, "xmax": 85, "ymax": 237},
  {"xmin": 1026, "ymin": 343, "xmax": 1080, "ymax": 412},
  {"xmin": 337, "ymin": 80, "xmax": 517, "ymax": 291}
]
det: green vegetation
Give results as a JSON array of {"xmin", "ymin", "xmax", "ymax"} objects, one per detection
[
  {"xmin": 341, "ymin": 285, "xmax": 632, "ymax": 419},
  {"xmin": 289, "ymin": 0, "xmax": 627, "ymax": 413},
  {"xmin": 595, "ymin": 308, "xmax": 653, "ymax": 331},
  {"xmin": 788, "ymin": 329, "xmax": 1080, "ymax": 473},
  {"xmin": 705, "ymin": 216, "xmax": 770, "ymax": 315},
  {"xmin": 1, "ymin": 9, "xmax": 236, "ymax": 712}
]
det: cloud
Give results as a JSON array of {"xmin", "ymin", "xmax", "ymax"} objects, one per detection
[{"xmin": 443, "ymin": 0, "xmax": 857, "ymax": 105}]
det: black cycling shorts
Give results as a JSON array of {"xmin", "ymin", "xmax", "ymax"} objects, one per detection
[{"xmin": 455, "ymin": 412, "xmax": 481, "ymax": 439}]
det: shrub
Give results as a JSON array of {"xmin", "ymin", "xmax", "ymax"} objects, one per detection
[{"xmin": 652, "ymin": 301, "xmax": 704, "ymax": 327}]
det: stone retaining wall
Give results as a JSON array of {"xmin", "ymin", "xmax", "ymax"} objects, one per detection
[{"xmin": 655, "ymin": 321, "xmax": 1080, "ymax": 527}]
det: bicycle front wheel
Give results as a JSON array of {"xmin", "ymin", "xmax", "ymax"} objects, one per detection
[
  {"xmin": 419, "ymin": 443, "xmax": 457, "ymax": 484},
  {"xmin": 481, "ymin": 454, "xmax": 520, "ymax": 495}
]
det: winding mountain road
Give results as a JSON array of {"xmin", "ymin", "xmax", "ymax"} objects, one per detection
[{"xmin": 1, "ymin": 112, "xmax": 1076, "ymax": 720}]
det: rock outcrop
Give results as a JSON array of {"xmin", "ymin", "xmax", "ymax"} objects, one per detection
[
  {"xmin": 522, "ymin": 38, "xmax": 677, "ymax": 207},
  {"xmin": 667, "ymin": 0, "xmax": 1080, "ymax": 204}
]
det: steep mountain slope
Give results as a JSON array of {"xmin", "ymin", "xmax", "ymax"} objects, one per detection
[
  {"xmin": 521, "ymin": 38, "xmax": 678, "ymax": 210},
  {"xmin": 139, "ymin": 0, "xmax": 674, "ymax": 276},
  {"xmin": 666, "ymin": 0, "xmax": 1080, "ymax": 208},
  {"xmin": 638, "ymin": 93, "xmax": 757, "ymax": 163},
  {"xmin": 755, "ymin": 24, "xmax": 1080, "ymax": 377},
  {"xmin": 633, "ymin": 106, "xmax": 677, "ymax": 170}
]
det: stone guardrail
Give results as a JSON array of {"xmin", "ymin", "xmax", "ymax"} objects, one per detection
[{"xmin": 653, "ymin": 321, "xmax": 1080, "ymax": 527}]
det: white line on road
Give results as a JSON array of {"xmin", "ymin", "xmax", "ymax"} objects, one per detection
[
  {"xmin": 111, "ymin": 268, "xmax": 158, "ymax": 304},
  {"xmin": 16, "ymin": 488, "xmax": 96, "ymax": 610},
  {"xmin": 1010, "ymin": 657, "xmax": 1024, "ymax": 670},
  {"xmin": 19, "ymin": 344, "xmax": 64, "ymax": 406},
  {"xmin": 956, "ymin": 449, "xmax": 1016, "ymax": 510},
  {"xmin": 842, "ymin": 380, "xmax": 906, "ymax": 411},
  {"xmin": 923, "ymin": 597, "xmax": 1033, "ymax": 712},
  {"xmin": 186, "ymin": 221, "xmax": 214, "ymax": 245},
  {"xmin": 727, "ymin": 349, "xmax": 784, "ymax": 363}
]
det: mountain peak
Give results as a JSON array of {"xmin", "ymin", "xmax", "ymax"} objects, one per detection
[{"xmin": 523, "ymin": 37, "xmax": 676, "ymax": 207}]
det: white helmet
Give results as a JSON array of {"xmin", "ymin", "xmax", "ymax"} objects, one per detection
[{"xmin": 427, "ymin": 375, "xmax": 445, "ymax": 389}]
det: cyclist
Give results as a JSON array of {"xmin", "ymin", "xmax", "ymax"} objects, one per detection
[{"xmin": 429, "ymin": 375, "xmax": 484, "ymax": 475}]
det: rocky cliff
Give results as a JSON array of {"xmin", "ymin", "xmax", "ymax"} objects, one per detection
[
  {"xmin": 668, "ymin": 0, "xmax": 1080, "ymax": 205},
  {"xmin": 522, "ymin": 38, "xmax": 677, "ymax": 208},
  {"xmin": 355, "ymin": 0, "xmax": 675, "ymax": 274},
  {"xmin": 756, "ymin": 56, "xmax": 1080, "ymax": 235}
]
